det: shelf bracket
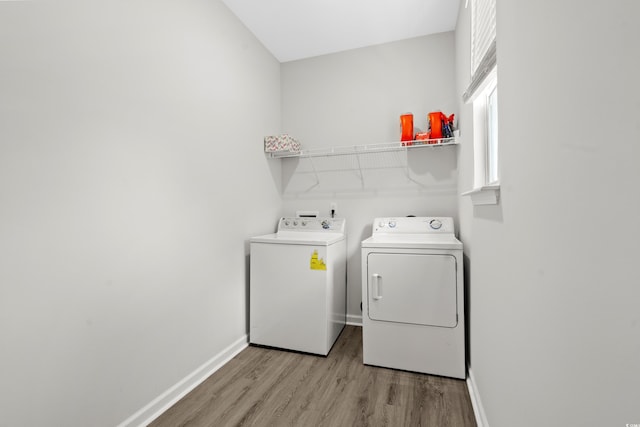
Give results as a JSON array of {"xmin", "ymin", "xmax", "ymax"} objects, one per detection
[
  {"xmin": 354, "ymin": 152, "xmax": 364, "ymax": 188},
  {"xmin": 307, "ymin": 156, "xmax": 320, "ymax": 188}
]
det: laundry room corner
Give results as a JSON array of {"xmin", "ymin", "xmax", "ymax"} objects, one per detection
[{"xmin": 280, "ymin": 33, "xmax": 460, "ymax": 324}]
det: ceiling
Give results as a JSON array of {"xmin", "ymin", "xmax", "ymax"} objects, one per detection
[{"xmin": 221, "ymin": 0, "xmax": 461, "ymax": 63}]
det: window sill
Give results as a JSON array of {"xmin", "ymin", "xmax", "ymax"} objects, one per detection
[{"xmin": 461, "ymin": 184, "xmax": 500, "ymax": 206}]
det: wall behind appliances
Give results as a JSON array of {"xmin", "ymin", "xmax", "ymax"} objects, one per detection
[
  {"xmin": 0, "ymin": 1, "xmax": 281, "ymax": 426},
  {"xmin": 281, "ymin": 33, "xmax": 458, "ymax": 323},
  {"xmin": 456, "ymin": 1, "xmax": 640, "ymax": 426}
]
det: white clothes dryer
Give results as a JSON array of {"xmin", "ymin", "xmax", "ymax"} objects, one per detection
[
  {"xmin": 361, "ymin": 217, "xmax": 465, "ymax": 379},
  {"xmin": 250, "ymin": 217, "xmax": 346, "ymax": 356}
]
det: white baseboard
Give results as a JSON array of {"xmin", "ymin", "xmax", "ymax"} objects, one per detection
[
  {"xmin": 466, "ymin": 366, "xmax": 490, "ymax": 427},
  {"xmin": 346, "ymin": 314, "xmax": 362, "ymax": 326},
  {"xmin": 117, "ymin": 334, "xmax": 249, "ymax": 427}
]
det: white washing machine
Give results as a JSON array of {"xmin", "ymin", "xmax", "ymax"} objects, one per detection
[
  {"xmin": 250, "ymin": 217, "xmax": 346, "ymax": 356},
  {"xmin": 361, "ymin": 217, "xmax": 465, "ymax": 379}
]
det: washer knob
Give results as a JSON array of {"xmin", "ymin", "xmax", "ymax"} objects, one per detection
[
  {"xmin": 378, "ymin": 221, "xmax": 385, "ymax": 228},
  {"xmin": 293, "ymin": 220, "xmax": 299, "ymax": 226},
  {"xmin": 321, "ymin": 220, "xmax": 330, "ymax": 229},
  {"xmin": 284, "ymin": 220, "xmax": 290, "ymax": 226},
  {"xmin": 302, "ymin": 220, "xmax": 307, "ymax": 226},
  {"xmin": 429, "ymin": 219, "xmax": 442, "ymax": 230},
  {"xmin": 388, "ymin": 220, "xmax": 397, "ymax": 228}
]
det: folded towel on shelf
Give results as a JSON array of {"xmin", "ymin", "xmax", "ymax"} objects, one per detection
[{"xmin": 264, "ymin": 134, "xmax": 301, "ymax": 153}]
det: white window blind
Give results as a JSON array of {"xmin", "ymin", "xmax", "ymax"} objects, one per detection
[{"xmin": 463, "ymin": 0, "xmax": 497, "ymax": 102}]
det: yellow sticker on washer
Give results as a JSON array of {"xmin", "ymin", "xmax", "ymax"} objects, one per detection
[{"xmin": 310, "ymin": 250, "xmax": 327, "ymax": 270}]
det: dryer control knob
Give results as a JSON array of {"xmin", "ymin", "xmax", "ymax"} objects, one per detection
[
  {"xmin": 378, "ymin": 221, "xmax": 385, "ymax": 228},
  {"xmin": 293, "ymin": 220, "xmax": 298, "ymax": 226},
  {"xmin": 429, "ymin": 219, "xmax": 442, "ymax": 230},
  {"xmin": 302, "ymin": 220, "xmax": 307, "ymax": 226},
  {"xmin": 388, "ymin": 221, "xmax": 397, "ymax": 228},
  {"xmin": 284, "ymin": 220, "xmax": 290, "ymax": 226},
  {"xmin": 321, "ymin": 220, "xmax": 330, "ymax": 229}
]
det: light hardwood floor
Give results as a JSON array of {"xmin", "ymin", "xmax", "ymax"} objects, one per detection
[{"xmin": 150, "ymin": 326, "xmax": 477, "ymax": 427}]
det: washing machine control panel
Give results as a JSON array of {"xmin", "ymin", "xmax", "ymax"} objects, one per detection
[
  {"xmin": 372, "ymin": 217, "xmax": 454, "ymax": 234},
  {"xmin": 278, "ymin": 217, "xmax": 346, "ymax": 233}
]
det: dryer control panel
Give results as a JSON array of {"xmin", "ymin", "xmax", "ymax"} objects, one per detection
[{"xmin": 372, "ymin": 217, "xmax": 455, "ymax": 235}]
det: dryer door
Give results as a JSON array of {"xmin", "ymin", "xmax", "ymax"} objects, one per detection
[{"xmin": 367, "ymin": 253, "xmax": 457, "ymax": 327}]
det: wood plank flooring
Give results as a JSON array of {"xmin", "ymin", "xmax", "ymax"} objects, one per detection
[{"xmin": 150, "ymin": 326, "xmax": 477, "ymax": 427}]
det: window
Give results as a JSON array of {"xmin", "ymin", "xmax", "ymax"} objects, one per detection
[
  {"xmin": 486, "ymin": 84, "xmax": 498, "ymax": 184},
  {"xmin": 470, "ymin": 74, "xmax": 498, "ymax": 188},
  {"xmin": 462, "ymin": 0, "xmax": 499, "ymax": 205}
]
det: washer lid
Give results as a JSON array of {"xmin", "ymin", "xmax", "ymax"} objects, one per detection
[
  {"xmin": 361, "ymin": 234, "xmax": 462, "ymax": 250},
  {"xmin": 251, "ymin": 232, "xmax": 345, "ymax": 246}
]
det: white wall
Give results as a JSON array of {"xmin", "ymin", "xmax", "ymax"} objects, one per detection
[
  {"xmin": 0, "ymin": 1, "xmax": 281, "ymax": 426},
  {"xmin": 281, "ymin": 33, "xmax": 459, "ymax": 322},
  {"xmin": 456, "ymin": 1, "xmax": 640, "ymax": 426}
]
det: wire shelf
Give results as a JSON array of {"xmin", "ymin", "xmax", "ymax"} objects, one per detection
[{"xmin": 266, "ymin": 138, "xmax": 458, "ymax": 159}]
